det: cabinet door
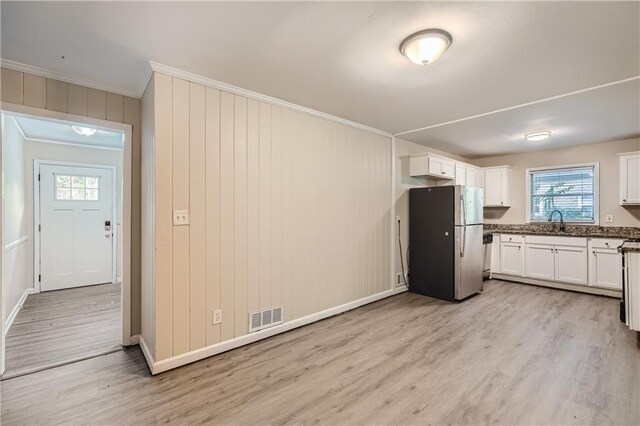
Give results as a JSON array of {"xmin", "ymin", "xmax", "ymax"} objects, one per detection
[
  {"xmin": 442, "ymin": 161, "xmax": 455, "ymax": 179},
  {"xmin": 409, "ymin": 156, "xmax": 428, "ymax": 177},
  {"xmin": 484, "ymin": 169, "xmax": 504, "ymax": 206},
  {"xmin": 500, "ymin": 242, "xmax": 522, "ymax": 276},
  {"xmin": 455, "ymin": 164, "xmax": 466, "ymax": 185},
  {"xmin": 466, "ymin": 167, "xmax": 476, "ymax": 187},
  {"xmin": 525, "ymin": 244, "xmax": 555, "ymax": 280},
  {"xmin": 620, "ymin": 154, "xmax": 640, "ymax": 204},
  {"xmin": 555, "ymin": 246, "xmax": 588, "ymax": 285},
  {"xmin": 428, "ymin": 156, "xmax": 443, "ymax": 176},
  {"xmin": 589, "ymin": 248, "xmax": 622, "ymax": 289}
]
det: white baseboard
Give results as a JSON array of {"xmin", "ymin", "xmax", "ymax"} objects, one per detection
[
  {"xmin": 3, "ymin": 288, "xmax": 36, "ymax": 337},
  {"xmin": 145, "ymin": 286, "xmax": 403, "ymax": 375},
  {"xmin": 492, "ymin": 274, "xmax": 621, "ymax": 298},
  {"xmin": 138, "ymin": 336, "xmax": 155, "ymax": 374}
]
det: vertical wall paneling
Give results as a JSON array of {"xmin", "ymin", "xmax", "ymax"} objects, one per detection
[
  {"xmin": 1, "ymin": 68, "xmax": 23, "ymax": 104},
  {"xmin": 22, "ymin": 74, "xmax": 46, "ymax": 108},
  {"xmin": 233, "ymin": 95, "xmax": 249, "ymax": 337},
  {"xmin": 106, "ymin": 93, "xmax": 125, "ymax": 123},
  {"xmin": 87, "ymin": 88, "xmax": 107, "ymax": 120},
  {"xmin": 259, "ymin": 102, "xmax": 272, "ymax": 311},
  {"xmin": 247, "ymin": 99, "xmax": 260, "ymax": 316},
  {"xmin": 171, "ymin": 78, "xmax": 191, "ymax": 356},
  {"xmin": 204, "ymin": 87, "xmax": 222, "ymax": 346},
  {"xmin": 270, "ymin": 106, "xmax": 283, "ymax": 311},
  {"xmin": 45, "ymin": 79, "xmax": 67, "ymax": 112},
  {"xmin": 189, "ymin": 83, "xmax": 206, "ymax": 350},
  {"xmin": 154, "ymin": 73, "xmax": 174, "ymax": 360},
  {"xmin": 220, "ymin": 91, "xmax": 235, "ymax": 341},
  {"xmin": 67, "ymin": 84, "xmax": 88, "ymax": 116},
  {"xmin": 146, "ymin": 72, "xmax": 392, "ymax": 365}
]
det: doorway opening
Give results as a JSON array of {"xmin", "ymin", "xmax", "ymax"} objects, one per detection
[{"xmin": 1, "ymin": 106, "xmax": 132, "ymax": 378}]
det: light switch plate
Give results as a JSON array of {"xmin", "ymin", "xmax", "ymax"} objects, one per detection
[
  {"xmin": 605, "ymin": 214, "xmax": 614, "ymax": 224},
  {"xmin": 173, "ymin": 210, "xmax": 189, "ymax": 226}
]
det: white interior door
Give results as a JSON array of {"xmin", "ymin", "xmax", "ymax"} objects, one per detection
[{"xmin": 39, "ymin": 164, "xmax": 114, "ymax": 291}]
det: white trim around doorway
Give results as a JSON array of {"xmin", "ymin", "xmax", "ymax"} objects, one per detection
[{"xmin": 0, "ymin": 103, "xmax": 134, "ymax": 367}]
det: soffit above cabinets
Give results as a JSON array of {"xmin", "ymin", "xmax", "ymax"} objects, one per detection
[{"xmin": 1, "ymin": 1, "xmax": 638, "ymax": 157}]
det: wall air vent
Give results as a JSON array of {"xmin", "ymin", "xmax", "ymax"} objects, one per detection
[{"xmin": 249, "ymin": 307, "xmax": 284, "ymax": 333}]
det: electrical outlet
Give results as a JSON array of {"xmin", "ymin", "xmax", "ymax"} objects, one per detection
[
  {"xmin": 605, "ymin": 214, "xmax": 614, "ymax": 224},
  {"xmin": 213, "ymin": 309, "xmax": 222, "ymax": 325},
  {"xmin": 173, "ymin": 210, "xmax": 189, "ymax": 226}
]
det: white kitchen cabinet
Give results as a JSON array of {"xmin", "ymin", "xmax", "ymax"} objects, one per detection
[
  {"xmin": 619, "ymin": 152, "xmax": 640, "ymax": 205},
  {"xmin": 465, "ymin": 166, "xmax": 483, "ymax": 187},
  {"xmin": 409, "ymin": 154, "xmax": 455, "ymax": 179},
  {"xmin": 500, "ymin": 235, "xmax": 523, "ymax": 276},
  {"xmin": 484, "ymin": 166, "xmax": 511, "ymax": 207},
  {"xmin": 589, "ymin": 239, "xmax": 623, "ymax": 290},
  {"xmin": 555, "ymin": 245, "xmax": 588, "ymax": 285},
  {"xmin": 525, "ymin": 244, "xmax": 555, "ymax": 280},
  {"xmin": 455, "ymin": 163, "xmax": 466, "ymax": 185}
]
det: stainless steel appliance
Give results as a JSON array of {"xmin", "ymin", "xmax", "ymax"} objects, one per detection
[
  {"xmin": 409, "ymin": 185, "xmax": 484, "ymax": 301},
  {"xmin": 483, "ymin": 233, "xmax": 493, "ymax": 280}
]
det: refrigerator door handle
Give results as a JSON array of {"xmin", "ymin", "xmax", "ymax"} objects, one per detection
[{"xmin": 460, "ymin": 194, "xmax": 466, "ymax": 257}]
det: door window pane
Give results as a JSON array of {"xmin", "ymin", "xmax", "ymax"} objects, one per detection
[{"xmin": 55, "ymin": 174, "xmax": 100, "ymax": 201}]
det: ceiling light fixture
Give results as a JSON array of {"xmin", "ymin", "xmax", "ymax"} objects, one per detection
[
  {"xmin": 524, "ymin": 131, "xmax": 552, "ymax": 142},
  {"xmin": 71, "ymin": 125, "xmax": 97, "ymax": 136},
  {"xmin": 399, "ymin": 29, "xmax": 453, "ymax": 65}
]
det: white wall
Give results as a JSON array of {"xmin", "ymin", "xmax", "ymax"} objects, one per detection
[
  {"xmin": 473, "ymin": 138, "xmax": 640, "ymax": 227},
  {"xmin": 23, "ymin": 140, "xmax": 123, "ymax": 285},
  {"xmin": 2, "ymin": 115, "xmax": 30, "ymax": 327}
]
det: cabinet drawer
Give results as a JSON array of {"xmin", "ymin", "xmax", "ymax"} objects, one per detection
[
  {"xmin": 589, "ymin": 238, "xmax": 624, "ymax": 249},
  {"xmin": 526, "ymin": 235, "xmax": 587, "ymax": 247},
  {"xmin": 500, "ymin": 234, "xmax": 523, "ymax": 243}
]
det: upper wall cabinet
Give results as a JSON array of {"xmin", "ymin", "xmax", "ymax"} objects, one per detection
[
  {"xmin": 484, "ymin": 166, "xmax": 512, "ymax": 207},
  {"xmin": 410, "ymin": 154, "xmax": 455, "ymax": 179},
  {"xmin": 619, "ymin": 152, "xmax": 640, "ymax": 205}
]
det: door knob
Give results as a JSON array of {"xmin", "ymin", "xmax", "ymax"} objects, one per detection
[{"xmin": 105, "ymin": 234, "xmax": 111, "ymax": 238}]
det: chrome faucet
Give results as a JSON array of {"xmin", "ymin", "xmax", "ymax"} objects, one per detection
[{"xmin": 547, "ymin": 209, "xmax": 565, "ymax": 232}]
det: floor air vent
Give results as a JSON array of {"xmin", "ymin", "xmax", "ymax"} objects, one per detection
[{"xmin": 249, "ymin": 307, "xmax": 284, "ymax": 333}]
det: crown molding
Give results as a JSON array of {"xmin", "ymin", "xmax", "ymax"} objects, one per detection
[
  {"xmin": 1, "ymin": 59, "xmax": 142, "ymax": 98},
  {"xmin": 148, "ymin": 61, "xmax": 392, "ymax": 138}
]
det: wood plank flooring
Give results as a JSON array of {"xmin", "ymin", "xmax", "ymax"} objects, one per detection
[
  {"xmin": 2, "ymin": 280, "xmax": 639, "ymax": 425},
  {"xmin": 3, "ymin": 283, "xmax": 121, "ymax": 376}
]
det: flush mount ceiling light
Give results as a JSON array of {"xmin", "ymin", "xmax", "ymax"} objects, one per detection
[
  {"xmin": 524, "ymin": 131, "xmax": 552, "ymax": 142},
  {"xmin": 71, "ymin": 125, "xmax": 97, "ymax": 136},
  {"xmin": 399, "ymin": 29, "xmax": 453, "ymax": 65}
]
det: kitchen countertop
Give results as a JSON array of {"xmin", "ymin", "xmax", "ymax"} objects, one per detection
[
  {"xmin": 619, "ymin": 241, "xmax": 640, "ymax": 253},
  {"xmin": 484, "ymin": 223, "xmax": 640, "ymax": 239}
]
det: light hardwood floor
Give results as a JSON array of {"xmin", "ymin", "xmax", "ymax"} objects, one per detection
[
  {"xmin": 3, "ymin": 283, "xmax": 121, "ymax": 377},
  {"xmin": 1, "ymin": 280, "xmax": 638, "ymax": 425}
]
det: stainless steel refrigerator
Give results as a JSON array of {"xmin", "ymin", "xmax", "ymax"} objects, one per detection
[{"xmin": 409, "ymin": 185, "xmax": 484, "ymax": 301}]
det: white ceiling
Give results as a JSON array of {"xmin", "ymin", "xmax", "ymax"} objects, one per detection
[
  {"xmin": 12, "ymin": 115, "xmax": 124, "ymax": 150},
  {"xmin": 1, "ymin": 1, "xmax": 639, "ymax": 157}
]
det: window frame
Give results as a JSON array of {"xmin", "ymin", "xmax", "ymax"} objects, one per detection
[
  {"xmin": 54, "ymin": 173, "xmax": 101, "ymax": 201},
  {"xmin": 525, "ymin": 162, "xmax": 600, "ymax": 225}
]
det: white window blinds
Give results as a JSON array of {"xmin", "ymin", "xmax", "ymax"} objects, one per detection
[{"xmin": 529, "ymin": 165, "xmax": 595, "ymax": 223}]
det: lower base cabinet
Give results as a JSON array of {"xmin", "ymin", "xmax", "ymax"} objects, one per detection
[
  {"xmin": 589, "ymin": 239, "xmax": 624, "ymax": 290},
  {"xmin": 555, "ymin": 246, "xmax": 588, "ymax": 285},
  {"xmin": 496, "ymin": 234, "xmax": 622, "ymax": 292}
]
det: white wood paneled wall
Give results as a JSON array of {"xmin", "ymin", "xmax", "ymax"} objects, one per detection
[{"xmin": 144, "ymin": 72, "xmax": 392, "ymax": 362}]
